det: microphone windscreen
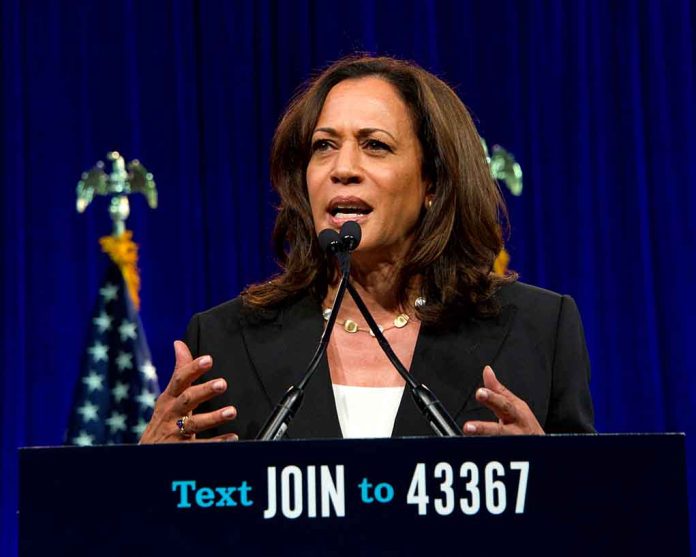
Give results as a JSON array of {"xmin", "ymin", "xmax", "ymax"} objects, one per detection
[
  {"xmin": 340, "ymin": 221, "xmax": 362, "ymax": 250},
  {"xmin": 318, "ymin": 228, "xmax": 341, "ymax": 252}
]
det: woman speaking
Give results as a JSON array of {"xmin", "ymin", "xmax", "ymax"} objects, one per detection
[{"xmin": 140, "ymin": 55, "xmax": 594, "ymax": 443}]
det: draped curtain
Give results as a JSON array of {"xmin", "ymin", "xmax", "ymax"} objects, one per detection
[{"xmin": 2, "ymin": 1, "xmax": 694, "ymax": 553}]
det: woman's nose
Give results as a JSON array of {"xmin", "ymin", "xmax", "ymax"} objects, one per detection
[{"xmin": 330, "ymin": 143, "xmax": 363, "ymax": 185}]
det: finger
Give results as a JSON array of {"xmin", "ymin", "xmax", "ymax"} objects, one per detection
[
  {"xmin": 482, "ymin": 365, "xmax": 510, "ymax": 396},
  {"xmin": 463, "ymin": 421, "xmax": 504, "ymax": 436},
  {"xmin": 194, "ymin": 432, "xmax": 239, "ymax": 443},
  {"xmin": 475, "ymin": 387, "xmax": 517, "ymax": 422},
  {"xmin": 175, "ymin": 406, "xmax": 237, "ymax": 435},
  {"xmin": 166, "ymin": 352, "xmax": 213, "ymax": 397},
  {"xmin": 174, "ymin": 340, "xmax": 193, "ymax": 370},
  {"xmin": 175, "ymin": 378, "xmax": 228, "ymax": 414}
]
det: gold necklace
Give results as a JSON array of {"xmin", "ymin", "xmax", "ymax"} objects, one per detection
[{"xmin": 322, "ymin": 297, "xmax": 425, "ymax": 337}]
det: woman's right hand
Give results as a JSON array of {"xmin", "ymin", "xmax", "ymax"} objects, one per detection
[{"xmin": 139, "ymin": 340, "xmax": 238, "ymax": 443}]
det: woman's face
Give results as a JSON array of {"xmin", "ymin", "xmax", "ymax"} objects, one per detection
[{"xmin": 306, "ymin": 77, "xmax": 428, "ymax": 262}]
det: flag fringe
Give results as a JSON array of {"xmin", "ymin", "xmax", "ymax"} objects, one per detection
[
  {"xmin": 494, "ymin": 247, "xmax": 510, "ymax": 275},
  {"xmin": 99, "ymin": 231, "xmax": 141, "ymax": 310}
]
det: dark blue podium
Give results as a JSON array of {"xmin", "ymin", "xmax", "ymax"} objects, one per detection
[{"xmin": 19, "ymin": 434, "xmax": 690, "ymax": 556}]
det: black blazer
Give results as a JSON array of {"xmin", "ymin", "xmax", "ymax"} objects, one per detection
[{"xmin": 186, "ymin": 281, "xmax": 595, "ymax": 439}]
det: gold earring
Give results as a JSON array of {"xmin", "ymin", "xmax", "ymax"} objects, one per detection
[{"xmin": 426, "ymin": 199, "xmax": 433, "ymax": 210}]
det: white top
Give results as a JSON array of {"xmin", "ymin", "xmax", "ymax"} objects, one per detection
[{"xmin": 332, "ymin": 384, "xmax": 405, "ymax": 438}]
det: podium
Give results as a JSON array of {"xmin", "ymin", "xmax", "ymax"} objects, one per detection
[{"xmin": 19, "ymin": 434, "xmax": 690, "ymax": 556}]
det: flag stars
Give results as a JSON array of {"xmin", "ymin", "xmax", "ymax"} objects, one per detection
[
  {"xmin": 99, "ymin": 283, "xmax": 119, "ymax": 302},
  {"xmin": 112, "ymin": 381, "xmax": 129, "ymax": 403},
  {"xmin": 139, "ymin": 360, "xmax": 157, "ymax": 381},
  {"xmin": 70, "ymin": 271, "xmax": 158, "ymax": 445},
  {"xmin": 73, "ymin": 431, "xmax": 95, "ymax": 447},
  {"xmin": 132, "ymin": 419, "xmax": 148, "ymax": 437},
  {"xmin": 88, "ymin": 342, "xmax": 109, "ymax": 363},
  {"xmin": 116, "ymin": 351, "xmax": 133, "ymax": 371},
  {"xmin": 77, "ymin": 401, "xmax": 99, "ymax": 423},
  {"xmin": 118, "ymin": 320, "xmax": 137, "ymax": 342},
  {"xmin": 136, "ymin": 389, "xmax": 157, "ymax": 409},
  {"xmin": 93, "ymin": 312, "xmax": 113, "ymax": 333},
  {"xmin": 82, "ymin": 371, "xmax": 104, "ymax": 392},
  {"xmin": 106, "ymin": 411, "xmax": 127, "ymax": 433}
]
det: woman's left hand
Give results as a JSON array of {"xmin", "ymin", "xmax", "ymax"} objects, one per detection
[{"xmin": 463, "ymin": 365, "xmax": 545, "ymax": 436}]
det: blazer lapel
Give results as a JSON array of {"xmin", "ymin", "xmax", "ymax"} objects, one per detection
[
  {"xmin": 240, "ymin": 295, "xmax": 343, "ymax": 439},
  {"xmin": 392, "ymin": 303, "xmax": 517, "ymax": 437},
  {"xmin": 241, "ymin": 294, "xmax": 517, "ymax": 440}
]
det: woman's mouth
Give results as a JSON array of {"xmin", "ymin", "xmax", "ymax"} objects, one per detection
[{"xmin": 327, "ymin": 197, "xmax": 373, "ymax": 225}]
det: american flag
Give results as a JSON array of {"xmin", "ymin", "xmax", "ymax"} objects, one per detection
[{"xmin": 66, "ymin": 261, "xmax": 159, "ymax": 445}]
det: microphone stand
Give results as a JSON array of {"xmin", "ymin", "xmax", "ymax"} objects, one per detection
[
  {"xmin": 255, "ymin": 251, "xmax": 352, "ymax": 441},
  {"xmin": 345, "ymin": 281, "xmax": 463, "ymax": 437}
]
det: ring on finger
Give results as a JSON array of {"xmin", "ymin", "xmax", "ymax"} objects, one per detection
[{"xmin": 176, "ymin": 415, "xmax": 193, "ymax": 438}]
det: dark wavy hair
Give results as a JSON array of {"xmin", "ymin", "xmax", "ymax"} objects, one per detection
[{"xmin": 243, "ymin": 55, "xmax": 516, "ymax": 326}]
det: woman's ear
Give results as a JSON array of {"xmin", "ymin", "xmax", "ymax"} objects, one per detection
[{"xmin": 424, "ymin": 191, "xmax": 434, "ymax": 210}]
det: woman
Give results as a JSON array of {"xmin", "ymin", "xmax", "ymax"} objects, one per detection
[{"xmin": 140, "ymin": 55, "xmax": 594, "ymax": 443}]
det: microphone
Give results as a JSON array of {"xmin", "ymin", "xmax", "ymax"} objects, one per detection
[
  {"xmin": 333, "ymin": 221, "xmax": 461, "ymax": 437},
  {"xmin": 345, "ymin": 281, "xmax": 462, "ymax": 437},
  {"xmin": 318, "ymin": 228, "xmax": 342, "ymax": 254},
  {"xmin": 255, "ymin": 224, "xmax": 360, "ymax": 441},
  {"xmin": 339, "ymin": 220, "xmax": 361, "ymax": 252}
]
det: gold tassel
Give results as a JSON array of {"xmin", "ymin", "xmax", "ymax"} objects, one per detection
[
  {"xmin": 494, "ymin": 247, "xmax": 510, "ymax": 275},
  {"xmin": 99, "ymin": 230, "xmax": 141, "ymax": 311}
]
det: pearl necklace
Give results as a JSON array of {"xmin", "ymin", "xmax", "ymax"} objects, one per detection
[{"xmin": 322, "ymin": 297, "xmax": 426, "ymax": 337}]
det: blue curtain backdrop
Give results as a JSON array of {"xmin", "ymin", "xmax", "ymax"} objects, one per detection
[{"xmin": 2, "ymin": 0, "xmax": 695, "ymax": 553}]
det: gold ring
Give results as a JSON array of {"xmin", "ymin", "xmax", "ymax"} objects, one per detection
[{"xmin": 176, "ymin": 415, "xmax": 193, "ymax": 437}]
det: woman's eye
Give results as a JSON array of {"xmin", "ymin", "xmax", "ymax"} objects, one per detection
[
  {"xmin": 364, "ymin": 139, "xmax": 391, "ymax": 152},
  {"xmin": 311, "ymin": 139, "xmax": 332, "ymax": 152}
]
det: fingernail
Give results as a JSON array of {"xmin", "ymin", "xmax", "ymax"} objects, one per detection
[
  {"xmin": 465, "ymin": 423, "xmax": 476, "ymax": 433},
  {"xmin": 199, "ymin": 356, "xmax": 212, "ymax": 368},
  {"xmin": 477, "ymin": 388, "xmax": 489, "ymax": 400},
  {"xmin": 212, "ymin": 379, "xmax": 225, "ymax": 391},
  {"xmin": 230, "ymin": 433, "xmax": 239, "ymax": 441},
  {"xmin": 222, "ymin": 407, "xmax": 236, "ymax": 419}
]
